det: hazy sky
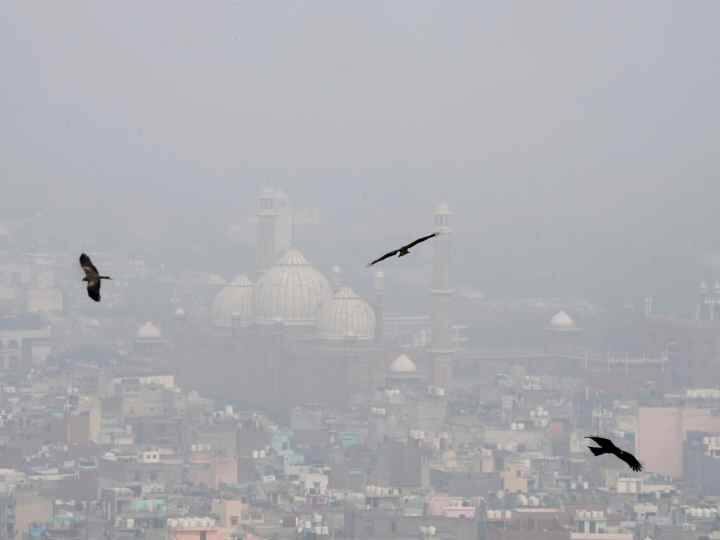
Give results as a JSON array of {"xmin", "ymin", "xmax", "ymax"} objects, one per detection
[{"xmin": 2, "ymin": 1, "xmax": 719, "ymax": 305}]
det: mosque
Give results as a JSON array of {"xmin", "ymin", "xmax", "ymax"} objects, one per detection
[{"xmin": 179, "ymin": 188, "xmax": 456, "ymax": 415}]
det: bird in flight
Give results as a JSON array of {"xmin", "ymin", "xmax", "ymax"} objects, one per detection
[
  {"xmin": 79, "ymin": 253, "xmax": 111, "ymax": 302},
  {"xmin": 586, "ymin": 436, "xmax": 642, "ymax": 472},
  {"xmin": 367, "ymin": 233, "xmax": 439, "ymax": 267}
]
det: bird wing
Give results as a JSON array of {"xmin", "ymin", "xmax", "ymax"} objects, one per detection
[
  {"xmin": 403, "ymin": 232, "xmax": 439, "ymax": 250},
  {"xmin": 79, "ymin": 253, "xmax": 99, "ymax": 278},
  {"xmin": 368, "ymin": 249, "xmax": 399, "ymax": 267},
  {"xmin": 619, "ymin": 451, "xmax": 643, "ymax": 472},
  {"xmin": 585, "ymin": 436, "xmax": 615, "ymax": 449},
  {"xmin": 86, "ymin": 280, "xmax": 101, "ymax": 302}
]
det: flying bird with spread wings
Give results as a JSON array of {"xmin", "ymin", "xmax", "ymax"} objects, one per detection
[
  {"xmin": 586, "ymin": 436, "xmax": 643, "ymax": 472},
  {"xmin": 367, "ymin": 233, "xmax": 439, "ymax": 267},
  {"xmin": 79, "ymin": 253, "xmax": 111, "ymax": 302}
]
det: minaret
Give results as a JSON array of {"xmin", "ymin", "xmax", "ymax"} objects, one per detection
[
  {"xmin": 255, "ymin": 188, "xmax": 279, "ymax": 278},
  {"xmin": 430, "ymin": 202, "xmax": 454, "ymax": 388},
  {"xmin": 273, "ymin": 189, "xmax": 293, "ymax": 257},
  {"xmin": 697, "ymin": 281, "xmax": 708, "ymax": 320},
  {"xmin": 373, "ymin": 270, "xmax": 385, "ymax": 343}
]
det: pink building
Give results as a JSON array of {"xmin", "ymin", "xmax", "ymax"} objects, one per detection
[
  {"xmin": 187, "ymin": 451, "xmax": 238, "ymax": 489},
  {"xmin": 426, "ymin": 495, "xmax": 476, "ymax": 519},
  {"xmin": 637, "ymin": 406, "xmax": 720, "ymax": 479},
  {"xmin": 211, "ymin": 498, "xmax": 263, "ymax": 528}
]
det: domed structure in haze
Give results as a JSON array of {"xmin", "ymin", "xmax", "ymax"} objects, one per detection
[
  {"xmin": 137, "ymin": 321, "xmax": 163, "ymax": 340},
  {"xmin": 549, "ymin": 310, "xmax": 578, "ymax": 331},
  {"xmin": 254, "ymin": 249, "xmax": 332, "ymax": 327},
  {"xmin": 317, "ymin": 287, "xmax": 376, "ymax": 341},
  {"xmin": 192, "ymin": 188, "xmax": 456, "ymax": 413},
  {"xmin": 389, "ymin": 353, "xmax": 417, "ymax": 374},
  {"xmin": 211, "ymin": 274, "xmax": 254, "ymax": 328}
]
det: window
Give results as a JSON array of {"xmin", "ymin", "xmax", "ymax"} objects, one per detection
[{"xmin": 230, "ymin": 516, "xmax": 239, "ymax": 526}]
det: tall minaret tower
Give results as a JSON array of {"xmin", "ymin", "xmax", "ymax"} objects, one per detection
[
  {"xmin": 697, "ymin": 281, "xmax": 709, "ymax": 320},
  {"xmin": 273, "ymin": 189, "xmax": 293, "ymax": 257},
  {"xmin": 255, "ymin": 188, "xmax": 279, "ymax": 278},
  {"xmin": 373, "ymin": 270, "xmax": 385, "ymax": 343},
  {"xmin": 430, "ymin": 202, "xmax": 454, "ymax": 388},
  {"xmin": 696, "ymin": 280, "xmax": 720, "ymax": 321}
]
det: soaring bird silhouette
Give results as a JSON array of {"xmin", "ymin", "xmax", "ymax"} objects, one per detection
[
  {"xmin": 586, "ymin": 436, "xmax": 642, "ymax": 472},
  {"xmin": 367, "ymin": 233, "xmax": 438, "ymax": 267},
  {"xmin": 79, "ymin": 253, "xmax": 111, "ymax": 302}
]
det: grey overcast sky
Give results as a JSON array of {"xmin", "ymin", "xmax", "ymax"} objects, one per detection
[{"xmin": 2, "ymin": 1, "xmax": 719, "ymax": 304}]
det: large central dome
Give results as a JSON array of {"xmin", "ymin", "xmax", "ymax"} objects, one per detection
[{"xmin": 254, "ymin": 249, "xmax": 332, "ymax": 326}]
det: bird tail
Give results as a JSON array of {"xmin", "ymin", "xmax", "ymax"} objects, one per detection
[
  {"xmin": 100, "ymin": 276, "xmax": 112, "ymax": 279},
  {"xmin": 588, "ymin": 446, "xmax": 607, "ymax": 456}
]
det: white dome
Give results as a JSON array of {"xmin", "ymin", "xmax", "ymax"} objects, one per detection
[
  {"xmin": 211, "ymin": 274, "xmax": 254, "ymax": 328},
  {"xmin": 317, "ymin": 287, "xmax": 376, "ymax": 341},
  {"xmin": 254, "ymin": 249, "xmax": 332, "ymax": 326},
  {"xmin": 389, "ymin": 354, "xmax": 417, "ymax": 374},
  {"xmin": 550, "ymin": 310, "xmax": 576, "ymax": 330},
  {"xmin": 137, "ymin": 321, "xmax": 162, "ymax": 340}
]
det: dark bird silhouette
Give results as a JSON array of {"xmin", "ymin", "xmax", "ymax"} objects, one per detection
[
  {"xmin": 367, "ymin": 233, "xmax": 439, "ymax": 267},
  {"xmin": 79, "ymin": 253, "xmax": 111, "ymax": 302},
  {"xmin": 586, "ymin": 436, "xmax": 642, "ymax": 472}
]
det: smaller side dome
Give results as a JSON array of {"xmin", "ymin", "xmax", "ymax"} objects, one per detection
[
  {"xmin": 317, "ymin": 287, "xmax": 375, "ymax": 341},
  {"xmin": 389, "ymin": 353, "xmax": 417, "ymax": 374},
  {"xmin": 549, "ymin": 310, "xmax": 577, "ymax": 330},
  {"xmin": 137, "ymin": 321, "xmax": 162, "ymax": 340},
  {"xmin": 212, "ymin": 274, "xmax": 254, "ymax": 328}
]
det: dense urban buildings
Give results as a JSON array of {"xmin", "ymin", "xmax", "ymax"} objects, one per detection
[{"xmin": 0, "ymin": 189, "xmax": 719, "ymax": 539}]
